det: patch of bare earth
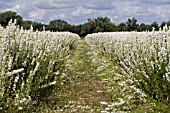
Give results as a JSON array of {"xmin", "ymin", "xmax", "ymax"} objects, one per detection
[{"xmin": 75, "ymin": 77, "xmax": 106, "ymax": 105}]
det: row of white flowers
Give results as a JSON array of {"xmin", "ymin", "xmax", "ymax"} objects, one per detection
[
  {"xmin": 85, "ymin": 25, "xmax": 170, "ymax": 104},
  {"xmin": 0, "ymin": 20, "xmax": 80, "ymax": 110}
]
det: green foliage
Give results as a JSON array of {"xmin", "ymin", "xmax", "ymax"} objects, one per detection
[
  {"xmin": 80, "ymin": 17, "xmax": 114, "ymax": 36},
  {"xmin": 0, "ymin": 11, "xmax": 23, "ymax": 27},
  {"xmin": 139, "ymin": 23, "xmax": 152, "ymax": 31},
  {"xmin": 126, "ymin": 18, "xmax": 139, "ymax": 31},
  {"xmin": 117, "ymin": 22, "xmax": 128, "ymax": 31},
  {"xmin": 151, "ymin": 22, "xmax": 159, "ymax": 31},
  {"xmin": 46, "ymin": 19, "xmax": 71, "ymax": 32},
  {"xmin": 21, "ymin": 20, "xmax": 45, "ymax": 31}
]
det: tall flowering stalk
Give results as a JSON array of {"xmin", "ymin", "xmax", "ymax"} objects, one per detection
[
  {"xmin": 85, "ymin": 27, "xmax": 170, "ymax": 105},
  {"xmin": 0, "ymin": 20, "xmax": 80, "ymax": 110}
]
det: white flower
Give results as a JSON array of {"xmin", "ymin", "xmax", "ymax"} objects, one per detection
[
  {"xmin": 20, "ymin": 98, "xmax": 27, "ymax": 103},
  {"xmin": 100, "ymin": 101, "xmax": 108, "ymax": 105},
  {"xmin": 49, "ymin": 81, "xmax": 56, "ymax": 85},
  {"xmin": 55, "ymin": 71, "xmax": 60, "ymax": 75},
  {"xmin": 130, "ymin": 86, "xmax": 147, "ymax": 98},
  {"xmin": 6, "ymin": 68, "xmax": 24, "ymax": 76},
  {"xmin": 32, "ymin": 62, "xmax": 40, "ymax": 75},
  {"xmin": 18, "ymin": 106, "xmax": 23, "ymax": 110}
]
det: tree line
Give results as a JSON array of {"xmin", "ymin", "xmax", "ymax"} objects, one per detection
[{"xmin": 0, "ymin": 11, "xmax": 170, "ymax": 37}]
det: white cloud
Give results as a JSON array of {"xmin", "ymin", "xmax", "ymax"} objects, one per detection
[
  {"xmin": 50, "ymin": 13, "xmax": 66, "ymax": 20},
  {"xmin": 34, "ymin": 0, "xmax": 77, "ymax": 9},
  {"xmin": 84, "ymin": 0, "xmax": 114, "ymax": 10},
  {"xmin": 71, "ymin": 7, "xmax": 96, "ymax": 17},
  {"xmin": 6, "ymin": 4, "xmax": 25, "ymax": 12},
  {"xmin": 28, "ymin": 9, "xmax": 45, "ymax": 20},
  {"xmin": 1, "ymin": 0, "xmax": 170, "ymax": 24}
]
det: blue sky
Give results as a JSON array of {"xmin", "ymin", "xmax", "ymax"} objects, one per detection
[{"xmin": 0, "ymin": 0, "xmax": 170, "ymax": 25}]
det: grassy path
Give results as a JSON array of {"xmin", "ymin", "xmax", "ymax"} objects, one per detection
[
  {"xmin": 58, "ymin": 39, "xmax": 132, "ymax": 112},
  {"xmin": 63, "ymin": 39, "xmax": 109, "ymax": 112}
]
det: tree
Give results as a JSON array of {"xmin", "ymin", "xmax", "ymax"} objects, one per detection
[
  {"xmin": 21, "ymin": 20, "xmax": 45, "ymax": 31},
  {"xmin": 166, "ymin": 20, "xmax": 170, "ymax": 26},
  {"xmin": 126, "ymin": 18, "xmax": 138, "ymax": 31},
  {"xmin": 160, "ymin": 20, "xmax": 170, "ymax": 30},
  {"xmin": 50, "ymin": 19, "xmax": 68, "ymax": 26},
  {"xmin": 117, "ymin": 22, "xmax": 128, "ymax": 31},
  {"xmin": 139, "ymin": 23, "xmax": 152, "ymax": 31},
  {"xmin": 21, "ymin": 20, "xmax": 33, "ymax": 30},
  {"xmin": 32, "ymin": 22, "xmax": 45, "ymax": 31},
  {"xmin": 0, "ymin": 11, "xmax": 23, "ymax": 27},
  {"xmin": 71, "ymin": 25, "xmax": 81, "ymax": 34},
  {"xmin": 47, "ymin": 19, "xmax": 70, "ymax": 31},
  {"xmin": 150, "ymin": 22, "xmax": 159, "ymax": 31},
  {"xmin": 80, "ymin": 17, "xmax": 114, "ymax": 36},
  {"xmin": 160, "ymin": 21, "xmax": 166, "ymax": 30}
]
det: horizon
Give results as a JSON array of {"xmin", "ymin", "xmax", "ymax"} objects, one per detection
[{"xmin": 0, "ymin": 0, "xmax": 170, "ymax": 25}]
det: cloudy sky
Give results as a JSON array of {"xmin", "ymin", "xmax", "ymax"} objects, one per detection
[{"xmin": 0, "ymin": 0, "xmax": 170, "ymax": 25}]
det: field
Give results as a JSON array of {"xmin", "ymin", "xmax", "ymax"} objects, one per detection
[{"xmin": 0, "ymin": 21, "xmax": 170, "ymax": 112}]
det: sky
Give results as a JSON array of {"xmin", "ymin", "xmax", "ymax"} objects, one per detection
[{"xmin": 0, "ymin": 0, "xmax": 170, "ymax": 25}]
